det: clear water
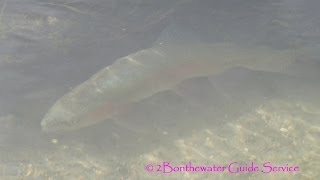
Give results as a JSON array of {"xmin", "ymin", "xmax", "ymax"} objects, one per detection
[{"xmin": 0, "ymin": 0, "xmax": 319, "ymax": 179}]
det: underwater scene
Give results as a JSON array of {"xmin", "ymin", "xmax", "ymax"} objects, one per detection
[{"xmin": 0, "ymin": 0, "xmax": 319, "ymax": 179}]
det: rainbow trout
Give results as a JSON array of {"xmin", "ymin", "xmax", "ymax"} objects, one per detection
[{"xmin": 41, "ymin": 26, "xmax": 299, "ymax": 133}]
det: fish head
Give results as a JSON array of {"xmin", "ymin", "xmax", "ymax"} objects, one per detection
[
  {"xmin": 41, "ymin": 104, "xmax": 83, "ymax": 133},
  {"xmin": 41, "ymin": 99, "xmax": 120, "ymax": 133}
]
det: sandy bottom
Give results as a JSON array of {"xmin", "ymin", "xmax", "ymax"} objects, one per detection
[{"xmin": 0, "ymin": 95, "xmax": 319, "ymax": 180}]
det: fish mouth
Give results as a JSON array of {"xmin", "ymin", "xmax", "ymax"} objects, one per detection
[
  {"xmin": 41, "ymin": 116, "xmax": 72, "ymax": 133},
  {"xmin": 40, "ymin": 120, "xmax": 51, "ymax": 133},
  {"xmin": 40, "ymin": 105, "xmax": 80, "ymax": 133}
]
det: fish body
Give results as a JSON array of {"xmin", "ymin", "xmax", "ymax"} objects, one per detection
[{"xmin": 41, "ymin": 41, "xmax": 297, "ymax": 133}]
